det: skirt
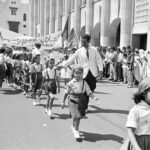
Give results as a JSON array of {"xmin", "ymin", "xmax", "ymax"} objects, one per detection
[
  {"xmin": 31, "ymin": 72, "xmax": 43, "ymax": 91},
  {"xmin": 68, "ymin": 93, "xmax": 86, "ymax": 119},
  {"xmin": 43, "ymin": 79, "xmax": 57, "ymax": 94},
  {"xmin": 6, "ymin": 63, "xmax": 12, "ymax": 77},
  {"xmin": 128, "ymin": 135, "xmax": 150, "ymax": 150},
  {"xmin": 0, "ymin": 64, "xmax": 6, "ymax": 79}
]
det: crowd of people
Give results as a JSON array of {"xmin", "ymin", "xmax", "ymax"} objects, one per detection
[
  {"xmin": 98, "ymin": 45, "xmax": 150, "ymax": 88},
  {"xmin": 0, "ymin": 34, "xmax": 150, "ymax": 149}
]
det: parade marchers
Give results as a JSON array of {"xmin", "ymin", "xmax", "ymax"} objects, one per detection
[{"xmin": 0, "ymin": 34, "xmax": 150, "ymax": 149}]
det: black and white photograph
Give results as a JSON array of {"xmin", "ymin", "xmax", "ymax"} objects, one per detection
[{"xmin": 0, "ymin": 0, "xmax": 150, "ymax": 150}]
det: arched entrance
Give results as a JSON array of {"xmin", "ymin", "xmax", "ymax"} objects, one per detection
[
  {"xmin": 109, "ymin": 18, "xmax": 121, "ymax": 47},
  {"xmin": 91, "ymin": 22, "xmax": 100, "ymax": 46}
]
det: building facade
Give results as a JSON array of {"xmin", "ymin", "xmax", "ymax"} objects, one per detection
[
  {"xmin": 29, "ymin": 0, "xmax": 150, "ymax": 50},
  {"xmin": 0, "ymin": 0, "xmax": 29, "ymax": 36}
]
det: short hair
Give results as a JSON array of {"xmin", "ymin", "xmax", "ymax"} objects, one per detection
[
  {"xmin": 111, "ymin": 47, "xmax": 116, "ymax": 51},
  {"xmin": 127, "ymin": 45, "xmax": 131, "ymax": 49},
  {"xmin": 35, "ymin": 43, "xmax": 41, "ymax": 49},
  {"xmin": 81, "ymin": 34, "xmax": 91, "ymax": 42}
]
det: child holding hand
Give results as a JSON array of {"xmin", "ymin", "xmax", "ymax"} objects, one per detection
[{"xmin": 62, "ymin": 65, "xmax": 99, "ymax": 139}]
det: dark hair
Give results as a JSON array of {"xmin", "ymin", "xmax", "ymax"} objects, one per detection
[
  {"xmin": 64, "ymin": 55, "xmax": 69, "ymax": 60},
  {"xmin": 0, "ymin": 48, "xmax": 5, "ymax": 54},
  {"xmin": 82, "ymin": 34, "xmax": 91, "ymax": 42},
  {"xmin": 35, "ymin": 43, "xmax": 41, "ymax": 49},
  {"xmin": 45, "ymin": 58, "xmax": 55, "ymax": 68},
  {"xmin": 127, "ymin": 45, "xmax": 131, "ymax": 49},
  {"xmin": 133, "ymin": 88, "xmax": 150, "ymax": 104}
]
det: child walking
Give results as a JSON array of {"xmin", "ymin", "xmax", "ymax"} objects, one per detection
[
  {"xmin": 43, "ymin": 58, "xmax": 60, "ymax": 118},
  {"xmin": 30, "ymin": 53, "xmax": 44, "ymax": 106},
  {"xmin": 126, "ymin": 77, "xmax": 150, "ymax": 150},
  {"xmin": 62, "ymin": 65, "xmax": 99, "ymax": 139}
]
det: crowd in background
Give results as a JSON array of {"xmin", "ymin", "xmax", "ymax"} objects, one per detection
[{"xmin": 97, "ymin": 45, "xmax": 150, "ymax": 88}]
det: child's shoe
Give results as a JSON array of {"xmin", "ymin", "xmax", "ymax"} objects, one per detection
[
  {"xmin": 47, "ymin": 109, "xmax": 52, "ymax": 116},
  {"xmin": 73, "ymin": 130, "xmax": 80, "ymax": 139}
]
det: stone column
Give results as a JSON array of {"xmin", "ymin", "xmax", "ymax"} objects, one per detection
[
  {"xmin": 44, "ymin": 0, "xmax": 50, "ymax": 35},
  {"xmin": 74, "ymin": 0, "xmax": 81, "ymax": 37},
  {"xmin": 49, "ymin": 0, "xmax": 56, "ymax": 34},
  {"xmin": 55, "ymin": 0, "xmax": 62, "ymax": 32},
  {"xmin": 29, "ymin": 0, "xmax": 34, "ymax": 36},
  {"xmin": 147, "ymin": 1, "xmax": 150, "ymax": 50},
  {"xmin": 120, "ymin": 0, "xmax": 133, "ymax": 48},
  {"xmin": 86, "ymin": 0, "xmax": 93, "ymax": 35},
  {"xmin": 33, "ymin": 0, "xmax": 38, "ymax": 37},
  {"xmin": 100, "ymin": 0, "xmax": 110, "ymax": 46},
  {"xmin": 40, "ymin": 0, "xmax": 44, "ymax": 36},
  {"xmin": 64, "ymin": 0, "xmax": 70, "ymax": 23}
]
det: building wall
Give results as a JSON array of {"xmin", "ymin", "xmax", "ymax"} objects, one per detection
[
  {"xmin": 29, "ymin": 0, "xmax": 150, "ymax": 49},
  {"xmin": 0, "ymin": 0, "xmax": 29, "ymax": 36}
]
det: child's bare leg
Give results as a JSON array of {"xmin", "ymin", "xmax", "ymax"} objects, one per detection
[{"xmin": 74, "ymin": 117, "xmax": 80, "ymax": 131}]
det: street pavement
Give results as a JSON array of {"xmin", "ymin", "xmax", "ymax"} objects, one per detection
[{"xmin": 0, "ymin": 80, "xmax": 137, "ymax": 150}]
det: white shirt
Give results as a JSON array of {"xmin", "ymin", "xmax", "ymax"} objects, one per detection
[
  {"xmin": 117, "ymin": 53, "xmax": 123, "ymax": 62},
  {"xmin": 43, "ymin": 68, "xmax": 59, "ymax": 79},
  {"xmin": 62, "ymin": 46, "xmax": 103, "ymax": 78},
  {"xmin": 65, "ymin": 78, "xmax": 92, "ymax": 95},
  {"xmin": 126, "ymin": 101, "xmax": 150, "ymax": 135},
  {"xmin": 0, "ymin": 54, "xmax": 5, "ymax": 64},
  {"xmin": 5, "ymin": 56, "xmax": 12, "ymax": 64}
]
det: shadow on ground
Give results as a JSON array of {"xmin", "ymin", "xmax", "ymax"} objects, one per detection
[
  {"xmin": 89, "ymin": 105, "xmax": 129, "ymax": 115},
  {"xmin": 80, "ymin": 131, "xmax": 124, "ymax": 143},
  {"xmin": 0, "ymin": 88, "xmax": 22, "ymax": 95}
]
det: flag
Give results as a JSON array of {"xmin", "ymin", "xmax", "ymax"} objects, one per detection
[
  {"xmin": 61, "ymin": 16, "xmax": 69, "ymax": 43},
  {"xmin": 68, "ymin": 28, "xmax": 79, "ymax": 49}
]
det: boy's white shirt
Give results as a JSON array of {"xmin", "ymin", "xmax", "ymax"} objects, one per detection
[
  {"xmin": 43, "ymin": 67, "xmax": 59, "ymax": 79},
  {"xmin": 126, "ymin": 101, "xmax": 150, "ymax": 135}
]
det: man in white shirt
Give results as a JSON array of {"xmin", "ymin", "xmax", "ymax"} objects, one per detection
[{"xmin": 60, "ymin": 34, "xmax": 103, "ymax": 111}]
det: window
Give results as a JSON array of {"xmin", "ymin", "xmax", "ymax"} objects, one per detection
[
  {"xmin": 23, "ymin": 25, "xmax": 26, "ymax": 28},
  {"xmin": 10, "ymin": 7, "xmax": 18, "ymax": 15},
  {"xmin": 23, "ymin": 13, "xmax": 26, "ymax": 21}
]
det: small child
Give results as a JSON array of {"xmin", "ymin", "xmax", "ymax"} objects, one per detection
[
  {"xmin": 126, "ymin": 78, "xmax": 150, "ymax": 150},
  {"xmin": 30, "ymin": 53, "xmax": 44, "ymax": 106},
  {"xmin": 43, "ymin": 58, "xmax": 60, "ymax": 118},
  {"xmin": 61, "ymin": 55, "xmax": 72, "ymax": 87},
  {"xmin": 22, "ymin": 53, "xmax": 32, "ymax": 98},
  {"xmin": 62, "ymin": 65, "xmax": 99, "ymax": 139},
  {"xmin": 13, "ymin": 54, "xmax": 23, "ymax": 90}
]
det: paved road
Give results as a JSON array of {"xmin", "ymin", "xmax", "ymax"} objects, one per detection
[{"xmin": 0, "ymin": 80, "xmax": 136, "ymax": 150}]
